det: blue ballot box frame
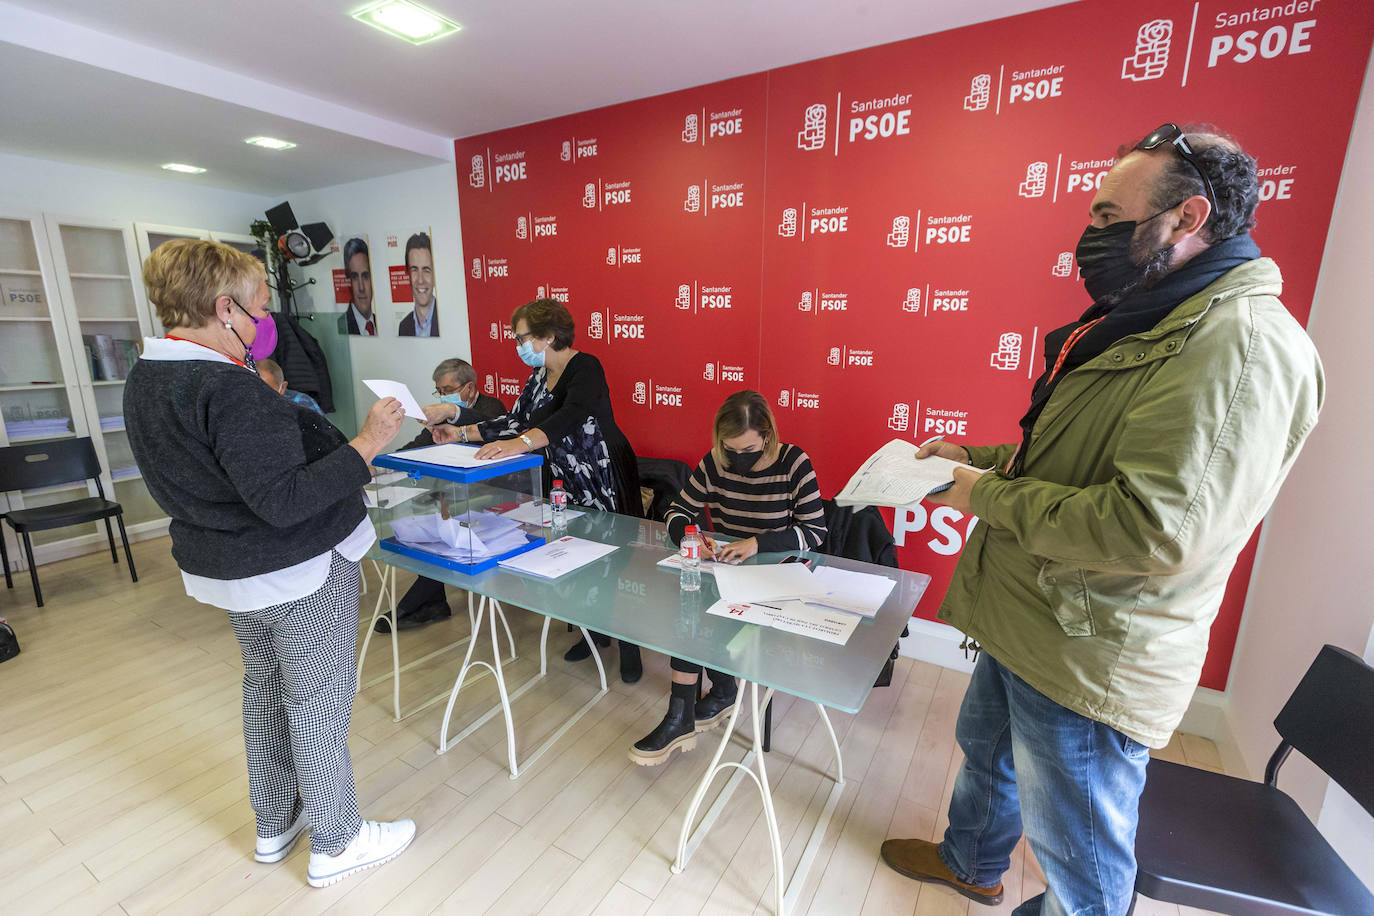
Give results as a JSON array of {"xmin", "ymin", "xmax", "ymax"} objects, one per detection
[{"xmin": 372, "ymin": 445, "xmax": 546, "ymax": 575}]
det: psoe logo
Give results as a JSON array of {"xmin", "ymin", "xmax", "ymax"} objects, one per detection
[
  {"xmin": 1123, "ymin": 19, "xmax": 1172, "ymax": 81},
  {"xmin": 703, "ymin": 362, "xmax": 715, "ymax": 381},
  {"xmin": 778, "ymin": 207, "xmax": 798, "ymax": 237},
  {"xmin": 469, "ymin": 154, "xmax": 485, "ymax": 188},
  {"xmin": 488, "ymin": 321, "xmax": 499, "ymax": 340},
  {"xmin": 633, "ymin": 382, "xmax": 647, "ymax": 405},
  {"xmin": 827, "ymin": 347, "xmax": 841, "ymax": 366},
  {"xmin": 887, "ymin": 216, "xmax": 910, "ymax": 248},
  {"xmin": 1019, "ymin": 161, "xmax": 1048, "ymax": 198},
  {"xmin": 964, "ymin": 74, "xmax": 992, "ymax": 111},
  {"xmin": 991, "ymin": 332, "xmax": 1022, "ymax": 371},
  {"xmin": 682, "ymin": 114, "xmax": 699, "ymax": 143},
  {"xmin": 560, "ymin": 140, "xmax": 571, "ymax": 161},
  {"xmin": 676, "ymin": 284, "xmax": 692, "ymax": 310},
  {"xmin": 536, "ymin": 285, "xmax": 547, "ymax": 298},
  {"xmin": 471, "ymin": 258, "xmax": 482, "ymax": 279},
  {"xmin": 888, "ymin": 403, "xmax": 910, "ymax": 431},
  {"xmin": 588, "ymin": 312, "xmax": 604, "ymax": 340},
  {"xmin": 902, "ymin": 288, "xmax": 922, "ymax": 313},
  {"xmin": 606, "ymin": 247, "xmax": 617, "ymax": 266},
  {"xmin": 685, "ymin": 185, "xmax": 700, "ymax": 212},
  {"xmin": 484, "ymin": 374, "xmax": 495, "ymax": 395},
  {"xmin": 777, "ymin": 389, "xmax": 790, "ymax": 408},
  {"xmin": 1051, "ymin": 252, "xmax": 1075, "ymax": 278},
  {"xmin": 582, "ymin": 183, "xmax": 597, "ymax": 208},
  {"xmin": 516, "ymin": 216, "xmax": 528, "ymax": 239},
  {"xmin": 798, "ymin": 291, "xmax": 813, "ymax": 312},
  {"xmin": 798, "ymin": 103, "xmax": 827, "ymax": 151}
]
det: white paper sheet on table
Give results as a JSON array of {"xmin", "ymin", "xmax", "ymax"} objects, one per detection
[
  {"xmin": 497, "ymin": 536, "xmax": 618, "ymax": 578},
  {"xmin": 362, "ymin": 379, "xmax": 428, "ymax": 420},
  {"xmin": 498, "ymin": 501, "xmax": 585, "ymax": 526},
  {"xmin": 656, "ymin": 553, "xmax": 725, "ymax": 577},
  {"xmin": 806, "ymin": 566, "xmax": 897, "ymax": 618},
  {"xmin": 389, "ymin": 443, "xmax": 502, "ymax": 469},
  {"xmin": 705, "ymin": 598, "xmax": 860, "ymax": 645},
  {"xmin": 713, "ymin": 562, "xmax": 819, "ymax": 605}
]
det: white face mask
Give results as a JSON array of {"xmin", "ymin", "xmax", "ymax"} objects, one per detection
[{"xmin": 517, "ymin": 339, "xmax": 546, "ymax": 367}]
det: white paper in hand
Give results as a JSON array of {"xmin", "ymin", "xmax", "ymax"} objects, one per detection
[{"xmin": 362, "ymin": 379, "xmax": 428, "ymax": 419}]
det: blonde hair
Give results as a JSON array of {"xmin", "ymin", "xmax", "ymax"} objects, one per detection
[
  {"xmin": 142, "ymin": 238, "xmax": 266, "ymax": 330},
  {"xmin": 712, "ymin": 390, "xmax": 781, "ymax": 467}
]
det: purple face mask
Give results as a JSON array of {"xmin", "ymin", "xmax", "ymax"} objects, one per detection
[{"xmin": 233, "ymin": 299, "xmax": 277, "ymax": 364}]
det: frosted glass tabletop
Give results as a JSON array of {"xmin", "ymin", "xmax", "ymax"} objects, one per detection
[{"xmin": 366, "ymin": 508, "xmax": 931, "ymax": 714}]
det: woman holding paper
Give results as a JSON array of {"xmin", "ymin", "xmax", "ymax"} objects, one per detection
[
  {"xmin": 630, "ymin": 389, "xmax": 827, "ymax": 766},
  {"xmin": 432, "ymin": 297, "xmax": 644, "ymax": 681},
  {"xmin": 123, "ymin": 239, "xmax": 417, "ymax": 887}
]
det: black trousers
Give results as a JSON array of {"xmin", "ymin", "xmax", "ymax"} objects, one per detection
[
  {"xmin": 399, "ymin": 575, "xmax": 446, "ymax": 612},
  {"xmin": 670, "ymin": 656, "xmax": 734, "ymax": 691}
]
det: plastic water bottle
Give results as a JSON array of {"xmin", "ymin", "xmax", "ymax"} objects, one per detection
[
  {"xmin": 680, "ymin": 525, "xmax": 701, "ymax": 591},
  {"xmin": 550, "ymin": 479, "xmax": 568, "ymax": 531}
]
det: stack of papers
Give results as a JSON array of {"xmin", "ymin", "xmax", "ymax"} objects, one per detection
[
  {"xmin": 497, "ymin": 536, "xmax": 618, "ymax": 578},
  {"xmin": 390, "ymin": 443, "xmax": 502, "ymax": 468},
  {"xmin": 390, "ymin": 510, "xmax": 530, "ymax": 561},
  {"xmin": 835, "ymin": 438, "xmax": 994, "ymax": 509},
  {"xmin": 713, "ymin": 562, "xmax": 896, "ymax": 618}
]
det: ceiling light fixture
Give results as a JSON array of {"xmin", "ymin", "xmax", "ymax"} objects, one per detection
[
  {"xmin": 352, "ymin": 0, "xmax": 460, "ymax": 45},
  {"xmin": 161, "ymin": 163, "xmax": 206, "ymax": 174},
  {"xmin": 245, "ymin": 136, "xmax": 297, "ymax": 150}
]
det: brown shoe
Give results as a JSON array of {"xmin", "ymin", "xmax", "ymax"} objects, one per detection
[{"xmin": 879, "ymin": 838, "xmax": 1004, "ymax": 905}]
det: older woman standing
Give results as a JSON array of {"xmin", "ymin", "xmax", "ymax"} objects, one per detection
[
  {"xmin": 429, "ymin": 298, "xmax": 643, "ymax": 681},
  {"xmin": 123, "ymin": 239, "xmax": 415, "ymax": 888}
]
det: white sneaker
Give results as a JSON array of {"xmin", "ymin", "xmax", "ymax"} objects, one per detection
[
  {"xmin": 255, "ymin": 812, "xmax": 309, "ymax": 863},
  {"xmin": 306, "ymin": 819, "xmax": 416, "ymax": 888}
]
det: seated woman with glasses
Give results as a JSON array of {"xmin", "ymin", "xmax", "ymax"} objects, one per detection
[
  {"xmin": 431, "ymin": 297, "xmax": 645, "ymax": 682},
  {"xmin": 629, "ymin": 389, "xmax": 827, "ymax": 766}
]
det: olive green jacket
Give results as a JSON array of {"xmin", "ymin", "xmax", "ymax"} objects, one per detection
[{"xmin": 942, "ymin": 258, "xmax": 1323, "ymax": 747}]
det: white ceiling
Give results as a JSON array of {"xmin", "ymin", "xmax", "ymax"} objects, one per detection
[{"xmin": 0, "ymin": 0, "xmax": 1070, "ymax": 194}]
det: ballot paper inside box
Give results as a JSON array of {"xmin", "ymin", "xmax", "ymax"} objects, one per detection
[{"xmin": 369, "ymin": 443, "xmax": 547, "ymax": 574}]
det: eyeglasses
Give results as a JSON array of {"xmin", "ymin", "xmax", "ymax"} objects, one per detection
[
  {"xmin": 1136, "ymin": 123, "xmax": 1217, "ymax": 212},
  {"xmin": 513, "ymin": 330, "xmax": 537, "ymax": 344}
]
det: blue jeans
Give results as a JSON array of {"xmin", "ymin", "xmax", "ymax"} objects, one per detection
[{"xmin": 939, "ymin": 654, "xmax": 1150, "ymax": 916}]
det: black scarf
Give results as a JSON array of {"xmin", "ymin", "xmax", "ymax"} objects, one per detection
[{"xmin": 1009, "ymin": 233, "xmax": 1262, "ymax": 477}]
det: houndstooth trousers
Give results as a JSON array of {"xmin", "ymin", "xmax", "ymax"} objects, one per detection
[{"xmin": 228, "ymin": 550, "xmax": 364, "ymax": 854}]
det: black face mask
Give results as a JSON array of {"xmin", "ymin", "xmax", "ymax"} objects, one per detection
[
  {"xmin": 1074, "ymin": 207, "xmax": 1173, "ymax": 303},
  {"xmin": 723, "ymin": 448, "xmax": 759, "ymax": 474}
]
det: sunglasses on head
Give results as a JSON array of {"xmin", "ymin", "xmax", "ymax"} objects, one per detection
[{"xmin": 1136, "ymin": 123, "xmax": 1218, "ymax": 212}]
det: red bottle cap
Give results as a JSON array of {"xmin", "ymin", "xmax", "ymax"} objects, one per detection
[
  {"xmin": 685, "ymin": 525, "xmax": 698, "ymax": 534},
  {"xmin": 553, "ymin": 479, "xmax": 563, "ymax": 486}
]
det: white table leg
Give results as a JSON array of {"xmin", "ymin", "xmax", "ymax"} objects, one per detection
[
  {"xmin": 436, "ymin": 603, "xmax": 608, "ymax": 780},
  {"xmin": 672, "ymin": 684, "xmax": 846, "ymax": 916}
]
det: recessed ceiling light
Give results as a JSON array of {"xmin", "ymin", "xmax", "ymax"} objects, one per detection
[
  {"xmin": 245, "ymin": 136, "xmax": 297, "ymax": 150},
  {"xmin": 352, "ymin": 0, "xmax": 460, "ymax": 45},
  {"xmin": 161, "ymin": 163, "xmax": 206, "ymax": 174}
]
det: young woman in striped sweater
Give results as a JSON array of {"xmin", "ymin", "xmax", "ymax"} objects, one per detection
[{"xmin": 630, "ymin": 389, "xmax": 826, "ymax": 766}]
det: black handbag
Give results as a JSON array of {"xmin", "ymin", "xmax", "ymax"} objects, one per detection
[{"xmin": 0, "ymin": 618, "xmax": 19, "ymax": 663}]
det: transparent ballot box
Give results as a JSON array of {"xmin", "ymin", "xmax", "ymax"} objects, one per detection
[{"xmin": 368, "ymin": 443, "xmax": 546, "ymax": 574}]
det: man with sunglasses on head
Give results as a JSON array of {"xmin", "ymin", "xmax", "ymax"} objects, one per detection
[{"xmin": 879, "ymin": 124, "xmax": 1324, "ymax": 915}]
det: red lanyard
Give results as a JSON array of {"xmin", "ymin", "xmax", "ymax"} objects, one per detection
[
  {"xmin": 1003, "ymin": 315, "xmax": 1108, "ymax": 474},
  {"xmin": 164, "ymin": 334, "xmax": 248, "ymax": 368}
]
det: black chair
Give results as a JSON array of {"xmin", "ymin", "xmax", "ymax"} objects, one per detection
[
  {"xmin": 1132, "ymin": 644, "xmax": 1374, "ymax": 915},
  {"xmin": 0, "ymin": 438, "xmax": 138, "ymax": 607},
  {"xmin": 636, "ymin": 456, "xmax": 691, "ymax": 522}
]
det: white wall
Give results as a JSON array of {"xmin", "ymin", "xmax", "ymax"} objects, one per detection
[
  {"xmin": 1220, "ymin": 58, "xmax": 1374, "ymax": 886},
  {"xmin": 0, "ymin": 151, "xmax": 271, "ymax": 231},
  {"xmin": 285, "ymin": 163, "xmax": 466, "ymax": 441}
]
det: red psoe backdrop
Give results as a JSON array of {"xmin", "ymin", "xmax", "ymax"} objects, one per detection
[{"xmin": 456, "ymin": 0, "xmax": 1374, "ymax": 690}]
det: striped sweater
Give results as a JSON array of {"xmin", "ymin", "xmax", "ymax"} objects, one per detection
[{"xmin": 665, "ymin": 443, "xmax": 826, "ymax": 553}]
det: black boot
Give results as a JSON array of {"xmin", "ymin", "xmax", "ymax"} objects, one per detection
[
  {"xmin": 396, "ymin": 598, "xmax": 453, "ymax": 630},
  {"xmin": 619, "ymin": 642, "xmax": 642, "ymax": 684},
  {"xmin": 694, "ymin": 676, "xmax": 738, "ymax": 731},
  {"xmin": 629, "ymin": 683, "xmax": 697, "ymax": 765},
  {"xmin": 564, "ymin": 631, "xmax": 611, "ymax": 661}
]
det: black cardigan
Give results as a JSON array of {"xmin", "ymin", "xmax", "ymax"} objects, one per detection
[{"xmin": 123, "ymin": 358, "xmax": 371, "ymax": 579}]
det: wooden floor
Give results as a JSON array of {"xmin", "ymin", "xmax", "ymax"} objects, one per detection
[{"xmin": 0, "ymin": 539, "xmax": 1224, "ymax": 915}]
